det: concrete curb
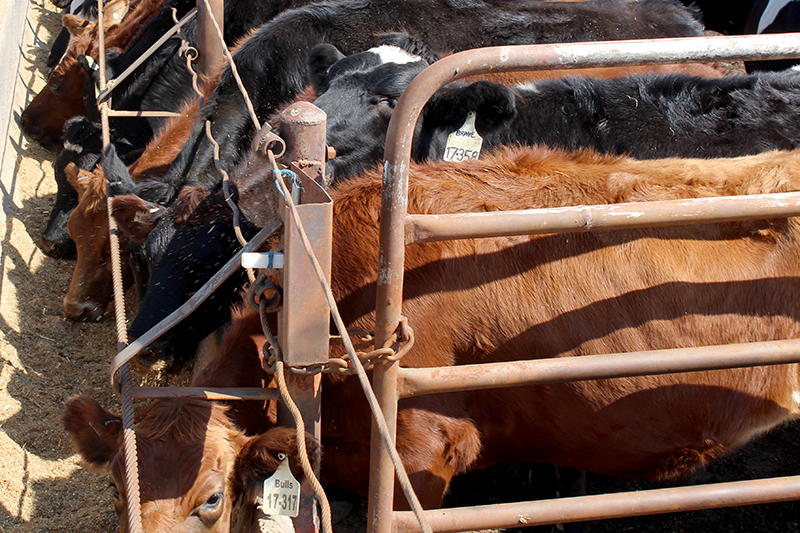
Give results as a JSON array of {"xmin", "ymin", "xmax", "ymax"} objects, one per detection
[{"xmin": 0, "ymin": 0, "xmax": 30, "ymax": 176}]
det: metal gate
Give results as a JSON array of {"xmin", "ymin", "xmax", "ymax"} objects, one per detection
[
  {"xmin": 90, "ymin": 1, "xmax": 800, "ymax": 530},
  {"xmin": 369, "ymin": 33, "xmax": 800, "ymax": 533}
]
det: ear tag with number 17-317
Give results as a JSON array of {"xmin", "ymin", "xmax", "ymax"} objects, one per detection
[
  {"xmin": 262, "ymin": 453, "xmax": 301, "ymax": 518},
  {"xmin": 443, "ymin": 111, "xmax": 483, "ymax": 162}
]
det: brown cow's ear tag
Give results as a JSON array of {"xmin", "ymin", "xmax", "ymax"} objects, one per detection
[
  {"xmin": 443, "ymin": 111, "xmax": 483, "ymax": 162},
  {"xmin": 262, "ymin": 453, "xmax": 300, "ymax": 518}
]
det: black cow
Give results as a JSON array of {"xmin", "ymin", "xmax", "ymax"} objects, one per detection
[
  {"xmin": 40, "ymin": 117, "xmax": 104, "ymax": 259},
  {"xmin": 310, "ymin": 39, "xmax": 800, "ymax": 181},
  {"xmin": 150, "ymin": 0, "xmax": 709, "ymax": 206}
]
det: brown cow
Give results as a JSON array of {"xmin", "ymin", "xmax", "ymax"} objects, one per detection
[
  {"xmin": 61, "ymin": 53, "xmax": 733, "ymax": 322},
  {"xmin": 66, "ymin": 144, "xmax": 800, "ymax": 530},
  {"xmin": 63, "ymin": 304, "xmax": 317, "ymax": 532},
  {"xmin": 19, "ymin": 0, "xmax": 161, "ymax": 146}
]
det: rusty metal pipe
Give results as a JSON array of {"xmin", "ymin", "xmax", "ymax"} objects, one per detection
[
  {"xmin": 398, "ymin": 338, "xmax": 800, "ymax": 398},
  {"xmin": 197, "ymin": 0, "xmax": 224, "ymax": 78},
  {"xmin": 393, "ymin": 475, "xmax": 800, "ymax": 533},
  {"xmin": 374, "ymin": 33, "xmax": 800, "ymax": 533},
  {"xmin": 405, "ymin": 192, "xmax": 800, "ymax": 244},
  {"xmin": 107, "ymin": 110, "xmax": 184, "ymax": 118},
  {"xmin": 133, "ymin": 387, "xmax": 280, "ymax": 400}
]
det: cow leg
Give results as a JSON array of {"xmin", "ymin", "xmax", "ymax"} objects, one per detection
[
  {"xmin": 558, "ymin": 466, "xmax": 587, "ymax": 533},
  {"xmin": 395, "ymin": 406, "xmax": 482, "ymax": 509}
]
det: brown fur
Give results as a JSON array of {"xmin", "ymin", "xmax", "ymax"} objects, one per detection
[
  {"xmin": 66, "ymin": 143, "xmax": 800, "ymax": 530},
  {"xmin": 63, "ymin": 303, "xmax": 309, "ymax": 533}
]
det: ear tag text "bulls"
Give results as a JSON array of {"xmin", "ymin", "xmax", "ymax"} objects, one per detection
[
  {"xmin": 443, "ymin": 111, "xmax": 482, "ymax": 162},
  {"xmin": 262, "ymin": 453, "xmax": 301, "ymax": 518}
]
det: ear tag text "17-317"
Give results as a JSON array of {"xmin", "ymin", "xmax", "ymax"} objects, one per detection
[{"xmin": 262, "ymin": 453, "xmax": 301, "ymax": 517}]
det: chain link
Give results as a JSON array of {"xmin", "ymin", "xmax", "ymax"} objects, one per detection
[{"xmin": 260, "ymin": 318, "xmax": 414, "ymax": 375}]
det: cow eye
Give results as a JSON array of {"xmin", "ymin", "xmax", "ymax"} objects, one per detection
[
  {"xmin": 204, "ymin": 492, "xmax": 223, "ymax": 509},
  {"xmin": 50, "ymin": 83, "xmax": 62, "ymax": 94},
  {"xmin": 370, "ymin": 96, "xmax": 395, "ymax": 107},
  {"xmin": 109, "ymin": 482, "xmax": 121, "ymax": 501},
  {"xmin": 193, "ymin": 491, "xmax": 225, "ymax": 524}
]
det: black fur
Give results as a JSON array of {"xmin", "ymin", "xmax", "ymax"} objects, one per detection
[
  {"xmin": 158, "ymin": 0, "xmax": 706, "ymax": 203},
  {"xmin": 122, "ymin": 0, "xmax": 708, "ymax": 361}
]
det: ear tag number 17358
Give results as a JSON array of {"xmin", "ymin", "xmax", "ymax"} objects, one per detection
[
  {"xmin": 262, "ymin": 453, "xmax": 301, "ymax": 518},
  {"xmin": 443, "ymin": 111, "xmax": 483, "ymax": 162}
]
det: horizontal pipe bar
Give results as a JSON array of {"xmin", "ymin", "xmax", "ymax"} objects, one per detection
[
  {"xmin": 393, "ymin": 475, "xmax": 800, "ymax": 533},
  {"xmin": 405, "ymin": 192, "xmax": 800, "ymax": 245},
  {"xmin": 107, "ymin": 110, "xmax": 184, "ymax": 118},
  {"xmin": 398, "ymin": 338, "xmax": 800, "ymax": 398},
  {"xmin": 133, "ymin": 386, "xmax": 279, "ymax": 400},
  {"xmin": 96, "ymin": 7, "xmax": 197, "ymax": 104}
]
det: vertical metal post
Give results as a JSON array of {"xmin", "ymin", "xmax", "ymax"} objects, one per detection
[
  {"xmin": 197, "ymin": 0, "xmax": 225, "ymax": 77},
  {"xmin": 369, "ymin": 45, "xmax": 437, "ymax": 533},
  {"xmin": 278, "ymin": 102, "xmax": 331, "ymax": 533}
]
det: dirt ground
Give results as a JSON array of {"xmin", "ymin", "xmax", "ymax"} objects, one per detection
[{"xmin": 2, "ymin": 1, "xmax": 800, "ymax": 532}]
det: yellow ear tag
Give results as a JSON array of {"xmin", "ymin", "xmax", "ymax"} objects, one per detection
[
  {"xmin": 262, "ymin": 453, "xmax": 301, "ymax": 518},
  {"xmin": 443, "ymin": 111, "xmax": 483, "ymax": 162}
]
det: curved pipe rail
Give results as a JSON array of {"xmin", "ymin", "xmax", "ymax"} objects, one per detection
[{"xmin": 371, "ymin": 32, "xmax": 800, "ymax": 533}]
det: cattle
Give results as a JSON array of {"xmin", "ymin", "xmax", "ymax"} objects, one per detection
[
  {"xmin": 40, "ymin": 116, "xmax": 104, "ymax": 259},
  {"xmin": 68, "ymin": 143, "xmax": 800, "ymax": 531},
  {"xmin": 62, "ymin": 91, "xmax": 204, "ymax": 321},
  {"xmin": 111, "ymin": 63, "xmax": 800, "ymax": 361},
  {"xmin": 310, "ymin": 40, "xmax": 800, "ymax": 181},
  {"xmin": 62, "ymin": 304, "xmax": 318, "ymax": 532},
  {"xmin": 47, "ymin": 0, "xmax": 103, "ymax": 69},
  {"xmin": 35, "ymin": 0, "xmax": 327, "ymax": 260},
  {"xmin": 19, "ymin": 0, "xmax": 161, "ymax": 147},
  {"xmin": 158, "ymin": 0, "xmax": 712, "ymax": 201}
]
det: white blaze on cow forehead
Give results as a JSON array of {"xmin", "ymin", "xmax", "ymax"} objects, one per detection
[{"xmin": 370, "ymin": 45, "xmax": 423, "ymax": 65}]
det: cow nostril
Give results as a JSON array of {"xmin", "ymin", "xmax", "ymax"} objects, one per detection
[{"xmin": 63, "ymin": 300, "xmax": 105, "ymax": 322}]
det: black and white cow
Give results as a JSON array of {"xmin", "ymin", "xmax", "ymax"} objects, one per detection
[
  {"xmin": 148, "ymin": 0, "xmax": 710, "ymax": 206},
  {"xmin": 310, "ymin": 39, "xmax": 800, "ymax": 181}
]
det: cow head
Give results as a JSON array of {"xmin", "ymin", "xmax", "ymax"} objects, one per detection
[
  {"xmin": 63, "ymin": 161, "xmax": 133, "ymax": 321},
  {"xmin": 110, "ymin": 184, "xmax": 255, "ymax": 370},
  {"xmin": 62, "ymin": 0, "xmax": 131, "ymax": 37},
  {"xmin": 309, "ymin": 33, "xmax": 439, "ymax": 183},
  {"xmin": 20, "ymin": 36, "xmax": 93, "ymax": 147},
  {"xmin": 108, "ymin": 150, "xmax": 279, "ymax": 371},
  {"xmin": 310, "ymin": 34, "xmax": 519, "ymax": 181},
  {"xmin": 40, "ymin": 116, "xmax": 104, "ymax": 259},
  {"xmin": 63, "ymin": 395, "xmax": 318, "ymax": 533}
]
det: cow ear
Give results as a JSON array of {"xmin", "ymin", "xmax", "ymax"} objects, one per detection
[
  {"xmin": 101, "ymin": 144, "xmax": 137, "ymax": 197},
  {"xmin": 62, "ymin": 395, "xmax": 123, "ymax": 470},
  {"xmin": 231, "ymin": 427, "xmax": 321, "ymax": 502},
  {"xmin": 111, "ymin": 194, "xmax": 165, "ymax": 245},
  {"xmin": 377, "ymin": 32, "xmax": 441, "ymax": 64},
  {"xmin": 426, "ymin": 80, "xmax": 517, "ymax": 135},
  {"xmin": 308, "ymin": 44, "xmax": 345, "ymax": 93},
  {"xmin": 63, "ymin": 13, "xmax": 95, "ymax": 38},
  {"xmin": 65, "ymin": 162, "xmax": 97, "ymax": 197},
  {"xmin": 103, "ymin": 0, "xmax": 130, "ymax": 28}
]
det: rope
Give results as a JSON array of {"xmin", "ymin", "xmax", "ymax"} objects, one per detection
[
  {"xmin": 96, "ymin": 0, "xmax": 143, "ymax": 530},
  {"xmin": 272, "ymin": 169, "xmax": 433, "ymax": 533},
  {"xmin": 258, "ymin": 301, "xmax": 333, "ymax": 533}
]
